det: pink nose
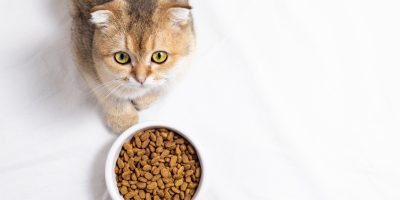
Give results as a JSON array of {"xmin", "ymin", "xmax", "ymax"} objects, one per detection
[{"xmin": 135, "ymin": 76, "xmax": 147, "ymax": 85}]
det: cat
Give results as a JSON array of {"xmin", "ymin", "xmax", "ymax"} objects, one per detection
[{"xmin": 71, "ymin": 0, "xmax": 195, "ymax": 133}]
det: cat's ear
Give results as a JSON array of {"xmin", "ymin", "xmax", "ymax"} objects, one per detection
[
  {"xmin": 168, "ymin": 6, "xmax": 192, "ymax": 29},
  {"xmin": 90, "ymin": 9, "xmax": 113, "ymax": 28}
]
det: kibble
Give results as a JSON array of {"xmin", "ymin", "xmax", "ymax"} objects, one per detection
[{"xmin": 115, "ymin": 128, "xmax": 201, "ymax": 200}]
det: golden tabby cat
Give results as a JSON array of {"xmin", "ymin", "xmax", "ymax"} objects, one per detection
[{"xmin": 71, "ymin": 0, "xmax": 195, "ymax": 133}]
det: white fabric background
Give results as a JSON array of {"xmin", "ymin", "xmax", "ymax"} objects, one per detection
[{"xmin": 1, "ymin": 0, "xmax": 400, "ymax": 199}]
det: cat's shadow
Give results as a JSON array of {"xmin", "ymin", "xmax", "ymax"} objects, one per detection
[
  {"xmin": 26, "ymin": 0, "xmax": 91, "ymax": 118},
  {"xmin": 30, "ymin": 1, "xmax": 114, "ymax": 199}
]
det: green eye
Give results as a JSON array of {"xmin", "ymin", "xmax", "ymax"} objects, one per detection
[
  {"xmin": 152, "ymin": 51, "xmax": 168, "ymax": 64},
  {"xmin": 114, "ymin": 52, "xmax": 131, "ymax": 64}
]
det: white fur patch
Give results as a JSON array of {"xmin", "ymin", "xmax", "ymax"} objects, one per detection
[
  {"xmin": 168, "ymin": 8, "xmax": 191, "ymax": 27},
  {"xmin": 90, "ymin": 10, "xmax": 112, "ymax": 27}
]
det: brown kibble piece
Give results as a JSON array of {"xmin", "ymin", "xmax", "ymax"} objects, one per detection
[
  {"xmin": 165, "ymin": 182, "xmax": 174, "ymax": 188},
  {"xmin": 143, "ymin": 165, "xmax": 151, "ymax": 171},
  {"xmin": 160, "ymin": 132, "xmax": 168, "ymax": 138},
  {"xmin": 134, "ymin": 168, "xmax": 141, "ymax": 177},
  {"xmin": 174, "ymin": 194, "xmax": 180, "ymax": 200},
  {"xmin": 133, "ymin": 195, "xmax": 141, "ymax": 200},
  {"xmin": 165, "ymin": 141, "xmax": 175, "ymax": 148},
  {"xmin": 165, "ymin": 190, "xmax": 172, "ymax": 198},
  {"xmin": 127, "ymin": 149, "xmax": 134, "ymax": 157},
  {"xmin": 180, "ymin": 145, "xmax": 187, "ymax": 151},
  {"xmin": 156, "ymin": 136, "xmax": 163, "ymax": 147},
  {"xmin": 147, "ymin": 182, "xmax": 158, "ymax": 190},
  {"xmin": 146, "ymin": 193, "xmax": 152, "ymax": 200},
  {"xmin": 161, "ymin": 150, "xmax": 170, "ymax": 157},
  {"xmin": 117, "ymin": 158, "xmax": 125, "ymax": 168},
  {"xmin": 144, "ymin": 172, "xmax": 153, "ymax": 180},
  {"xmin": 139, "ymin": 190, "xmax": 146, "ymax": 198},
  {"xmin": 121, "ymin": 180, "xmax": 129, "ymax": 186},
  {"xmin": 157, "ymin": 179, "xmax": 165, "ymax": 189},
  {"xmin": 175, "ymin": 179, "xmax": 184, "ymax": 187},
  {"xmin": 182, "ymin": 155, "xmax": 189, "ymax": 163},
  {"xmin": 124, "ymin": 143, "xmax": 133, "ymax": 151},
  {"xmin": 167, "ymin": 132, "xmax": 174, "ymax": 141},
  {"xmin": 171, "ymin": 187, "xmax": 181, "ymax": 194},
  {"xmin": 177, "ymin": 166, "xmax": 184, "ymax": 175},
  {"xmin": 131, "ymin": 173, "xmax": 137, "ymax": 181},
  {"xmin": 138, "ymin": 177, "xmax": 147, "ymax": 182},
  {"xmin": 137, "ymin": 182, "xmax": 147, "ymax": 189},
  {"xmin": 152, "ymin": 167, "xmax": 160, "ymax": 175},
  {"xmin": 188, "ymin": 145, "xmax": 195, "ymax": 155},
  {"xmin": 156, "ymin": 147, "xmax": 164, "ymax": 153},
  {"xmin": 195, "ymin": 168, "xmax": 201, "ymax": 178},
  {"xmin": 170, "ymin": 156, "xmax": 178, "ymax": 167},
  {"xmin": 189, "ymin": 183, "xmax": 198, "ymax": 189},
  {"xmin": 161, "ymin": 168, "xmax": 170, "ymax": 178},
  {"xmin": 156, "ymin": 189, "xmax": 164, "ymax": 197},
  {"xmin": 185, "ymin": 170, "xmax": 194, "ymax": 177},
  {"xmin": 151, "ymin": 155, "xmax": 160, "ymax": 164},
  {"xmin": 115, "ymin": 166, "xmax": 120, "ymax": 174},
  {"xmin": 181, "ymin": 182, "xmax": 188, "ymax": 191},
  {"xmin": 176, "ymin": 145, "xmax": 182, "ymax": 155},
  {"xmin": 135, "ymin": 137, "xmax": 142, "ymax": 148},
  {"xmin": 176, "ymin": 138, "xmax": 185, "ymax": 144},
  {"xmin": 122, "ymin": 172, "xmax": 132, "ymax": 180},
  {"xmin": 125, "ymin": 192, "xmax": 135, "ymax": 199},
  {"xmin": 150, "ymin": 133, "xmax": 157, "ymax": 142},
  {"xmin": 120, "ymin": 186, "xmax": 128, "ymax": 195},
  {"xmin": 180, "ymin": 191, "xmax": 185, "ymax": 200},
  {"xmin": 136, "ymin": 150, "xmax": 145, "ymax": 157},
  {"xmin": 140, "ymin": 132, "xmax": 150, "ymax": 142},
  {"xmin": 142, "ymin": 140, "xmax": 150, "ymax": 148}
]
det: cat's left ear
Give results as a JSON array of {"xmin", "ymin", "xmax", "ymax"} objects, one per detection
[
  {"xmin": 90, "ymin": 9, "xmax": 113, "ymax": 28},
  {"xmin": 168, "ymin": 6, "xmax": 192, "ymax": 29}
]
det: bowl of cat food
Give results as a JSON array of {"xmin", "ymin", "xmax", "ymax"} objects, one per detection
[{"xmin": 105, "ymin": 121, "xmax": 204, "ymax": 200}]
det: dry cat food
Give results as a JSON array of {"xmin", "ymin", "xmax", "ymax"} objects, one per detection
[{"xmin": 115, "ymin": 128, "xmax": 202, "ymax": 200}]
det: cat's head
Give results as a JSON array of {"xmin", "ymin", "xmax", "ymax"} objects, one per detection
[{"xmin": 89, "ymin": 0, "xmax": 195, "ymax": 99}]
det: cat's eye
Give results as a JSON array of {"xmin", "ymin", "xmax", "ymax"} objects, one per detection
[
  {"xmin": 152, "ymin": 51, "xmax": 168, "ymax": 64},
  {"xmin": 114, "ymin": 52, "xmax": 131, "ymax": 64}
]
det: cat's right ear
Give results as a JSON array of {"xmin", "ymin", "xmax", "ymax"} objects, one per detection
[
  {"xmin": 90, "ymin": 9, "xmax": 113, "ymax": 28},
  {"xmin": 167, "ymin": 5, "xmax": 192, "ymax": 30}
]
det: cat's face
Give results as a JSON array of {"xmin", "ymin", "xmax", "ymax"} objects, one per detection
[{"xmin": 90, "ymin": 0, "xmax": 194, "ymax": 99}]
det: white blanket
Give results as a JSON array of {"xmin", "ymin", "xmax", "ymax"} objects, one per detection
[{"xmin": 1, "ymin": 0, "xmax": 400, "ymax": 199}]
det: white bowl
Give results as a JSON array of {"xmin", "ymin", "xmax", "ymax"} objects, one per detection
[{"xmin": 105, "ymin": 121, "xmax": 205, "ymax": 200}]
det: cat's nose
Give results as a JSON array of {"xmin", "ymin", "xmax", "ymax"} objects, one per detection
[
  {"xmin": 135, "ymin": 75, "xmax": 147, "ymax": 85},
  {"xmin": 132, "ymin": 65, "xmax": 149, "ymax": 85}
]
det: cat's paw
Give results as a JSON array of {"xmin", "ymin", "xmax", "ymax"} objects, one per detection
[
  {"xmin": 133, "ymin": 92, "xmax": 160, "ymax": 111},
  {"xmin": 133, "ymin": 101, "xmax": 151, "ymax": 111},
  {"xmin": 106, "ymin": 112, "xmax": 139, "ymax": 134}
]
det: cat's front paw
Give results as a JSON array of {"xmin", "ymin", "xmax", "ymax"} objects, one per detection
[
  {"xmin": 133, "ymin": 101, "xmax": 151, "ymax": 111},
  {"xmin": 106, "ymin": 112, "xmax": 139, "ymax": 134},
  {"xmin": 133, "ymin": 92, "xmax": 160, "ymax": 111}
]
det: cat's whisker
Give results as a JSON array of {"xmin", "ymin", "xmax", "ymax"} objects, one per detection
[
  {"xmin": 102, "ymin": 83, "xmax": 124, "ymax": 102},
  {"xmin": 88, "ymin": 79, "xmax": 120, "ymax": 96},
  {"xmin": 88, "ymin": 80, "xmax": 125, "ymax": 110},
  {"xmin": 89, "ymin": 79, "xmax": 116, "ymax": 90},
  {"xmin": 90, "ymin": 83, "xmax": 114, "ymax": 96}
]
